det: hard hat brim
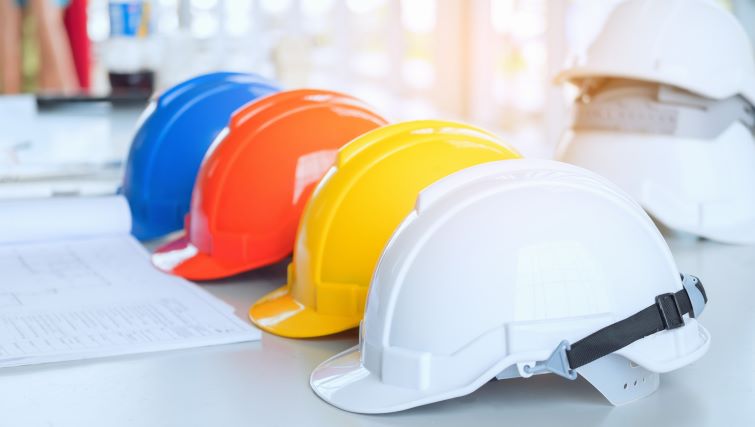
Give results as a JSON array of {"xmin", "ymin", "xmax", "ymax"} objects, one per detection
[
  {"xmin": 152, "ymin": 234, "xmax": 273, "ymax": 281},
  {"xmin": 249, "ymin": 285, "xmax": 359, "ymax": 338},
  {"xmin": 310, "ymin": 345, "xmax": 447, "ymax": 414},
  {"xmin": 555, "ymin": 66, "xmax": 755, "ymax": 104}
]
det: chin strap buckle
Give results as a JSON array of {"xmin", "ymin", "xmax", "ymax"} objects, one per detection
[
  {"xmin": 523, "ymin": 340, "xmax": 577, "ymax": 380},
  {"xmin": 682, "ymin": 274, "xmax": 707, "ymax": 318},
  {"xmin": 655, "ymin": 292, "xmax": 684, "ymax": 330}
]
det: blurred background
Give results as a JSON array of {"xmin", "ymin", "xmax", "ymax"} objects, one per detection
[{"xmin": 1, "ymin": 0, "xmax": 754, "ymax": 197}]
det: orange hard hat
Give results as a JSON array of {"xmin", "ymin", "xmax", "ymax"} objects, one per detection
[{"xmin": 152, "ymin": 89, "xmax": 388, "ymax": 280}]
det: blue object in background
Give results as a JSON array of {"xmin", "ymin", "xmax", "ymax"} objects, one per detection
[
  {"xmin": 108, "ymin": 0, "xmax": 152, "ymax": 37},
  {"xmin": 122, "ymin": 71, "xmax": 281, "ymax": 241}
]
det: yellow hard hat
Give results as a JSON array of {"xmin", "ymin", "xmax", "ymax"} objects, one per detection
[{"xmin": 248, "ymin": 120, "xmax": 521, "ymax": 337}]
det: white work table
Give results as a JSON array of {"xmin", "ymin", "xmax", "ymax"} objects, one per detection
[
  {"xmin": 2, "ymin": 104, "xmax": 753, "ymax": 426},
  {"xmin": 1, "ymin": 236, "xmax": 753, "ymax": 427}
]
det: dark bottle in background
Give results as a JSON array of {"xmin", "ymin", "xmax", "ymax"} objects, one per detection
[{"xmin": 107, "ymin": 0, "xmax": 157, "ymax": 95}]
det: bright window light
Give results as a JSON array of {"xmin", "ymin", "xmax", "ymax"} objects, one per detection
[
  {"xmin": 302, "ymin": 0, "xmax": 336, "ymax": 17},
  {"xmin": 401, "ymin": 0, "xmax": 436, "ymax": 33},
  {"xmin": 402, "ymin": 58, "xmax": 435, "ymax": 90},
  {"xmin": 225, "ymin": 0, "xmax": 252, "ymax": 35},
  {"xmin": 260, "ymin": 0, "xmax": 292, "ymax": 15},
  {"xmin": 346, "ymin": 0, "xmax": 385, "ymax": 15},
  {"xmin": 191, "ymin": 13, "xmax": 219, "ymax": 38},
  {"xmin": 491, "ymin": 0, "xmax": 515, "ymax": 33},
  {"xmin": 191, "ymin": 0, "xmax": 218, "ymax": 11}
]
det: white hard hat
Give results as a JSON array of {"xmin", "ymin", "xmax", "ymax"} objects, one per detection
[
  {"xmin": 557, "ymin": 80, "xmax": 755, "ymax": 244},
  {"xmin": 556, "ymin": 0, "xmax": 755, "ymax": 104},
  {"xmin": 310, "ymin": 159, "xmax": 710, "ymax": 413}
]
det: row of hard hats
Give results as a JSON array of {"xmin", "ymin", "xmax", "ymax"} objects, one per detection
[
  {"xmin": 556, "ymin": 0, "xmax": 755, "ymax": 244},
  {"xmin": 118, "ymin": 0, "xmax": 721, "ymax": 413},
  {"xmin": 122, "ymin": 93, "xmax": 710, "ymax": 412}
]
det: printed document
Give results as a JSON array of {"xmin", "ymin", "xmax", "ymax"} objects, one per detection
[{"xmin": 0, "ymin": 196, "xmax": 259, "ymax": 368}]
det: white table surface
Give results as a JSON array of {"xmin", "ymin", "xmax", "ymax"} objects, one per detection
[
  {"xmin": 1, "ymin": 235, "xmax": 753, "ymax": 427},
  {"xmin": 2, "ymin": 104, "xmax": 753, "ymax": 426}
]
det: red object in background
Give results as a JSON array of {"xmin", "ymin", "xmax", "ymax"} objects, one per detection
[{"xmin": 63, "ymin": 0, "xmax": 90, "ymax": 91}]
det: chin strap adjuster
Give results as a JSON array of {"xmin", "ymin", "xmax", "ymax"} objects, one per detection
[{"xmin": 527, "ymin": 273, "xmax": 707, "ymax": 380}]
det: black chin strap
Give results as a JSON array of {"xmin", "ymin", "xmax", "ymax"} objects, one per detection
[{"xmin": 524, "ymin": 274, "xmax": 708, "ymax": 380}]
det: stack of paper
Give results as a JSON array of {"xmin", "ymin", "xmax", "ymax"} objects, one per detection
[
  {"xmin": 0, "ymin": 196, "xmax": 260, "ymax": 368},
  {"xmin": 0, "ymin": 95, "xmax": 125, "ymax": 199}
]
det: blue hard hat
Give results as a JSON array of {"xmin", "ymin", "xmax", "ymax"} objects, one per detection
[{"xmin": 122, "ymin": 71, "xmax": 281, "ymax": 241}]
